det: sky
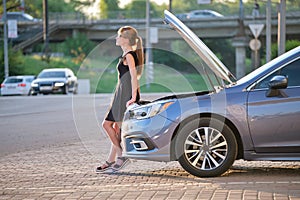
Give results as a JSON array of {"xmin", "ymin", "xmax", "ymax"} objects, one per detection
[{"xmin": 84, "ymin": 0, "xmax": 169, "ymax": 18}]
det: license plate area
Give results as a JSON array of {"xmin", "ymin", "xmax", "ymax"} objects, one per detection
[{"xmin": 40, "ymin": 86, "xmax": 52, "ymax": 91}]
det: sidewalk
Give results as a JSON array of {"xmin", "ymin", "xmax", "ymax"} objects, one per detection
[{"xmin": 1, "ymin": 138, "xmax": 300, "ymax": 200}]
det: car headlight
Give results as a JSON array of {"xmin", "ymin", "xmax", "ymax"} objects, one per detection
[
  {"xmin": 54, "ymin": 82, "xmax": 65, "ymax": 87},
  {"xmin": 31, "ymin": 83, "xmax": 38, "ymax": 87},
  {"xmin": 129, "ymin": 101, "xmax": 174, "ymax": 120}
]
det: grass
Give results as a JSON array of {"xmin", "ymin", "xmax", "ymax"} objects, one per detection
[
  {"xmin": 22, "ymin": 55, "xmax": 79, "ymax": 76},
  {"xmin": 77, "ymin": 58, "xmax": 210, "ymax": 93},
  {"xmin": 21, "ymin": 55, "xmax": 211, "ymax": 94}
]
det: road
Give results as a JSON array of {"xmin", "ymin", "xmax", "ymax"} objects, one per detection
[
  {"xmin": 0, "ymin": 94, "xmax": 162, "ymax": 156},
  {"xmin": 0, "ymin": 94, "xmax": 82, "ymax": 156},
  {"xmin": 0, "ymin": 94, "xmax": 299, "ymax": 199}
]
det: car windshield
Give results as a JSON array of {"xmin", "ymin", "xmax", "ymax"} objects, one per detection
[
  {"xmin": 5, "ymin": 78, "xmax": 23, "ymax": 83},
  {"xmin": 23, "ymin": 13, "xmax": 34, "ymax": 20},
  {"xmin": 38, "ymin": 71, "xmax": 66, "ymax": 78}
]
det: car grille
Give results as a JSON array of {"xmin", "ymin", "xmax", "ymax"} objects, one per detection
[{"xmin": 39, "ymin": 83, "xmax": 53, "ymax": 87}]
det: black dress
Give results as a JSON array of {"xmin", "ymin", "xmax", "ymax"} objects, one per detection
[{"xmin": 105, "ymin": 51, "xmax": 140, "ymax": 122}]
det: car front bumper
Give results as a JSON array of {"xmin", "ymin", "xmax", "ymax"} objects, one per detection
[
  {"xmin": 121, "ymin": 114, "xmax": 178, "ymax": 162},
  {"xmin": 32, "ymin": 84, "xmax": 66, "ymax": 94}
]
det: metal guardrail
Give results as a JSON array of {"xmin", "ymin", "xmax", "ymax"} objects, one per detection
[{"xmin": 4, "ymin": 11, "xmax": 300, "ymax": 51}]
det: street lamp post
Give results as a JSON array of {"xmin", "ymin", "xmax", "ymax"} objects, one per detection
[
  {"xmin": 145, "ymin": 0, "xmax": 153, "ymax": 88},
  {"xmin": 43, "ymin": 0, "xmax": 50, "ymax": 61},
  {"xmin": 3, "ymin": 0, "xmax": 9, "ymax": 79},
  {"xmin": 266, "ymin": 0, "xmax": 272, "ymax": 62},
  {"xmin": 278, "ymin": 0, "xmax": 286, "ymax": 56}
]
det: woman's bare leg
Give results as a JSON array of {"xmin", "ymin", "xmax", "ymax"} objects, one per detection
[{"xmin": 102, "ymin": 120, "xmax": 122, "ymax": 162}]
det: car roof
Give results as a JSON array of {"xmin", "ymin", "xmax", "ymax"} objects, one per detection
[
  {"xmin": 6, "ymin": 75, "xmax": 35, "ymax": 78},
  {"xmin": 41, "ymin": 68, "xmax": 70, "ymax": 72}
]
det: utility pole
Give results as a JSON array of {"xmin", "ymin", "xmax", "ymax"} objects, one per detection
[
  {"xmin": 3, "ymin": 0, "xmax": 9, "ymax": 78},
  {"xmin": 278, "ymin": 0, "xmax": 286, "ymax": 56},
  {"xmin": 169, "ymin": 0, "xmax": 172, "ymax": 12},
  {"xmin": 43, "ymin": 0, "xmax": 50, "ymax": 61},
  {"xmin": 20, "ymin": 0, "xmax": 25, "ymax": 13},
  {"xmin": 145, "ymin": 0, "xmax": 153, "ymax": 88},
  {"xmin": 266, "ymin": 0, "xmax": 272, "ymax": 62},
  {"xmin": 232, "ymin": 0, "xmax": 247, "ymax": 79}
]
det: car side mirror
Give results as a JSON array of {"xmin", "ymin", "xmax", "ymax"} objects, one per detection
[{"xmin": 266, "ymin": 75, "xmax": 288, "ymax": 97}]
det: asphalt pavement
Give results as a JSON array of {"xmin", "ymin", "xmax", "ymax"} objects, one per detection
[{"xmin": 0, "ymin": 94, "xmax": 299, "ymax": 200}]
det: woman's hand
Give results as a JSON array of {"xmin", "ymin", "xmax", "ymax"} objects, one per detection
[{"xmin": 126, "ymin": 98, "xmax": 136, "ymax": 107}]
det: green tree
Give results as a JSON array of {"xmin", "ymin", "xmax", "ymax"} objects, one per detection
[
  {"xmin": 99, "ymin": 0, "xmax": 120, "ymax": 19},
  {"xmin": 61, "ymin": 33, "xmax": 96, "ymax": 64},
  {"xmin": 0, "ymin": 0, "xmax": 20, "ymax": 12},
  {"xmin": 0, "ymin": 43, "xmax": 25, "ymax": 82},
  {"xmin": 271, "ymin": 40, "xmax": 300, "ymax": 59},
  {"xmin": 123, "ymin": 0, "xmax": 162, "ymax": 19},
  {"xmin": 0, "ymin": 0, "xmax": 92, "ymax": 18}
]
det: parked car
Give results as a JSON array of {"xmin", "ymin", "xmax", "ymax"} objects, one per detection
[
  {"xmin": 0, "ymin": 12, "xmax": 41, "ymax": 22},
  {"xmin": 121, "ymin": 10, "xmax": 300, "ymax": 177},
  {"xmin": 187, "ymin": 9, "xmax": 223, "ymax": 19},
  {"xmin": 0, "ymin": 75, "xmax": 35, "ymax": 96},
  {"xmin": 175, "ymin": 13, "xmax": 188, "ymax": 20},
  {"xmin": 31, "ymin": 68, "xmax": 78, "ymax": 95}
]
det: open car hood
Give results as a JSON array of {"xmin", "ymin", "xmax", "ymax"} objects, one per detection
[{"xmin": 164, "ymin": 10, "xmax": 236, "ymax": 84}]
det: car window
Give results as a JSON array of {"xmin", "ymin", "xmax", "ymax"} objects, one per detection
[
  {"xmin": 254, "ymin": 58, "xmax": 300, "ymax": 89},
  {"xmin": 280, "ymin": 59, "xmax": 300, "ymax": 87},
  {"xmin": 38, "ymin": 71, "xmax": 66, "ymax": 78},
  {"xmin": 5, "ymin": 78, "xmax": 23, "ymax": 83}
]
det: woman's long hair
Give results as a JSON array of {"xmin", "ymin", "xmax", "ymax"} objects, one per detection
[{"xmin": 118, "ymin": 26, "xmax": 144, "ymax": 79}]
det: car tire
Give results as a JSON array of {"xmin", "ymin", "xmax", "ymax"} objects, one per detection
[
  {"xmin": 28, "ymin": 89, "xmax": 32, "ymax": 96},
  {"xmin": 72, "ymin": 84, "xmax": 78, "ymax": 94},
  {"xmin": 63, "ymin": 85, "xmax": 69, "ymax": 95},
  {"xmin": 175, "ymin": 117, "xmax": 237, "ymax": 177}
]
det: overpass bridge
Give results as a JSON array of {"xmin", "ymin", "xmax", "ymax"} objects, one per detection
[
  {"xmin": 2, "ymin": 13, "xmax": 300, "ymax": 78},
  {"xmin": 8, "ymin": 13, "xmax": 300, "ymax": 52}
]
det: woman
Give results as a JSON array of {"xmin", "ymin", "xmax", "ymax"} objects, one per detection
[{"xmin": 96, "ymin": 26, "xmax": 144, "ymax": 173}]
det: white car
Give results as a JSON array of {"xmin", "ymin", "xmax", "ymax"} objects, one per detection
[
  {"xmin": 187, "ymin": 10, "xmax": 223, "ymax": 19},
  {"xmin": 1, "ymin": 75, "xmax": 35, "ymax": 96}
]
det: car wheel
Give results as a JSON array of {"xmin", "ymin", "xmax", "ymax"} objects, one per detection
[
  {"xmin": 72, "ymin": 84, "xmax": 78, "ymax": 94},
  {"xmin": 28, "ymin": 89, "xmax": 32, "ymax": 96},
  {"xmin": 63, "ymin": 85, "xmax": 69, "ymax": 95},
  {"xmin": 175, "ymin": 117, "xmax": 237, "ymax": 177}
]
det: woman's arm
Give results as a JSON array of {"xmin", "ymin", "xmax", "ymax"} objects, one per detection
[{"xmin": 125, "ymin": 53, "xmax": 138, "ymax": 107}]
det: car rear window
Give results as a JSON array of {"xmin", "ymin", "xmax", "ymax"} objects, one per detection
[{"xmin": 5, "ymin": 78, "xmax": 23, "ymax": 83}]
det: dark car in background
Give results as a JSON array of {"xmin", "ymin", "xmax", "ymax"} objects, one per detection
[
  {"xmin": 121, "ymin": 10, "xmax": 300, "ymax": 177},
  {"xmin": 31, "ymin": 68, "xmax": 77, "ymax": 95}
]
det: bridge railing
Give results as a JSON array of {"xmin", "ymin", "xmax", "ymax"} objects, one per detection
[
  {"xmin": 49, "ymin": 12, "xmax": 93, "ymax": 24},
  {"xmin": 48, "ymin": 10, "xmax": 300, "ymax": 25}
]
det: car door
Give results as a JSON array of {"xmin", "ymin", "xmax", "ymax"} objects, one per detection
[{"xmin": 247, "ymin": 58, "xmax": 300, "ymax": 153}]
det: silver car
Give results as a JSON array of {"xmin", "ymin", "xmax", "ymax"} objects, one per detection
[{"xmin": 121, "ymin": 10, "xmax": 300, "ymax": 177}]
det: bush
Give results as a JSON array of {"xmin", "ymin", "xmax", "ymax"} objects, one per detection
[
  {"xmin": 271, "ymin": 40, "xmax": 300, "ymax": 59},
  {"xmin": 0, "ymin": 43, "xmax": 25, "ymax": 83},
  {"xmin": 61, "ymin": 33, "xmax": 96, "ymax": 64}
]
